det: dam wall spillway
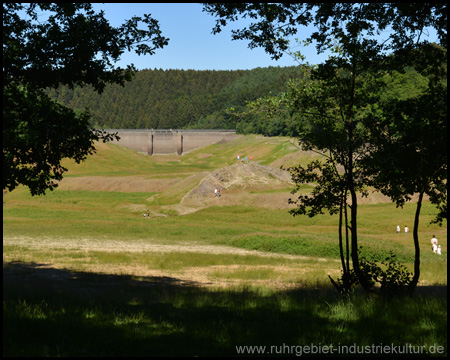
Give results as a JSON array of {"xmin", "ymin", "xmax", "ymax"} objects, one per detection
[{"xmin": 109, "ymin": 129, "xmax": 237, "ymax": 155}]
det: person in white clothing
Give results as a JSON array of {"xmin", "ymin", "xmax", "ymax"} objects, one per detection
[{"xmin": 431, "ymin": 235, "xmax": 438, "ymax": 253}]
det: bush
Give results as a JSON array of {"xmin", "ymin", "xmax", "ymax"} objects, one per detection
[
  {"xmin": 330, "ymin": 250, "xmax": 413, "ymax": 298},
  {"xmin": 360, "ymin": 251, "xmax": 413, "ymax": 297},
  {"xmin": 328, "ymin": 269, "xmax": 359, "ymax": 298}
]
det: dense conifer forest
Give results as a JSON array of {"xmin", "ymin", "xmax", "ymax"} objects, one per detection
[
  {"xmin": 47, "ymin": 63, "xmax": 434, "ymax": 137},
  {"xmin": 46, "ymin": 66, "xmax": 305, "ymax": 133}
]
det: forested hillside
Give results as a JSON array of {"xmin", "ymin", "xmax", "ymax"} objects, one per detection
[
  {"xmin": 47, "ymin": 66, "xmax": 304, "ymax": 131},
  {"xmin": 47, "ymin": 63, "xmax": 434, "ymax": 137}
]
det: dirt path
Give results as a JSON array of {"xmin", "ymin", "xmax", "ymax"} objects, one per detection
[
  {"xmin": 3, "ymin": 236, "xmax": 328, "ymax": 261},
  {"xmin": 4, "ymin": 236, "xmax": 342, "ymax": 289}
]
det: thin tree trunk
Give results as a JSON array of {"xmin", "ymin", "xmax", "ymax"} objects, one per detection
[
  {"xmin": 349, "ymin": 185, "xmax": 372, "ymax": 293},
  {"xmin": 408, "ymin": 191, "xmax": 424, "ymax": 296},
  {"xmin": 344, "ymin": 190, "xmax": 350, "ymax": 271},
  {"xmin": 329, "ymin": 194, "xmax": 346, "ymax": 293},
  {"xmin": 347, "ymin": 62, "xmax": 372, "ymax": 294},
  {"xmin": 338, "ymin": 193, "xmax": 347, "ymax": 275}
]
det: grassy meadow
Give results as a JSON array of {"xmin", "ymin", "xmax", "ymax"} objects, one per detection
[{"xmin": 3, "ymin": 135, "xmax": 447, "ymax": 356}]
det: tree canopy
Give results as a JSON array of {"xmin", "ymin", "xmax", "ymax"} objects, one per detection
[
  {"xmin": 45, "ymin": 66, "xmax": 304, "ymax": 131},
  {"xmin": 203, "ymin": 3, "xmax": 447, "ymax": 295}
]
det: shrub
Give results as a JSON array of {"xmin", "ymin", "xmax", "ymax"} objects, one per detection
[
  {"xmin": 360, "ymin": 251, "xmax": 413, "ymax": 297},
  {"xmin": 328, "ymin": 269, "xmax": 359, "ymax": 298},
  {"xmin": 330, "ymin": 250, "xmax": 413, "ymax": 299}
]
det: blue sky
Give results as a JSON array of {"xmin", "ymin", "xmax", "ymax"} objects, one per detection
[{"xmin": 91, "ymin": 3, "xmax": 329, "ymax": 71}]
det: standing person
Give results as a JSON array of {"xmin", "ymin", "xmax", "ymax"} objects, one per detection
[
  {"xmin": 218, "ymin": 189, "xmax": 221, "ymax": 197},
  {"xmin": 147, "ymin": 209, "xmax": 150, "ymax": 218},
  {"xmin": 237, "ymin": 155, "xmax": 240, "ymax": 162},
  {"xmin": 431, "ymin": 235, "xmax": 438, "ymax": 252},
  {"xmin": 250, "ymin": 155, "xmax": 253, "ymax": 162},
  {"xmin": 397, "ymin": 225, "xmax": 401, "ymax": 234},
  {"xmin": 214, "ymin": 188, "xmax": 218, "ymax": 197},
  {"xmin": 432, "ymin": 243, "xmax": 438, "ymax": 253},
  {"xmin": 245, "ymin": 156, "xmax": 248, "ymax": 163},
  {"xmin": 404, "ymin": 225, "xmax": 409, "ymax": 234}
]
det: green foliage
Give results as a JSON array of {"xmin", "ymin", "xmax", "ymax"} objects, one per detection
[
  {"xmin": 3, "ymin": 3, "xmax": 168, "ymax": 195},
  {"xmin": 328, "ymin": 269, "xmax": 359, "ymax": 298},
  {"xmin": 204, "ymin": 4, "xmax": 447, "ymax": 61},
  {"xmin": 330, "ymin": 251, "xmax": 414, "ymax": 298},
  {"xmin": 46, "ymin": 66, "xmax": 305, "ymax": 131},
  {"xmin": 288, "ymin": 159, "xmax": 345, "ymax": 218},
  {"xmin": 3, "ymin": 86, "xmax": 95, "ymax": 195},
  {"xmin": 204, "ymin": 3, "xmax": 447, "ymax": 295},
  {"xmin": 363, "ymin": 65, "xmax": 447, "ymax": 224},
  {"xmin": 359, "ymin": 251, "xmax": 413, "ymax": 297}
]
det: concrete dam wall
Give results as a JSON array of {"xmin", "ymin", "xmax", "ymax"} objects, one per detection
[{"xmin": 109, "ymin": 129, "xmax": 237, "ymax": 155}]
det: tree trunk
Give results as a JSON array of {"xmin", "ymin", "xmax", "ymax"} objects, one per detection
[
  {"xmin": 347, "ymin": 78, "xmax": 372, "ymax": 293},
  {"xmin": 349, "ymin": 185, "xmax": 372, "ymax": 293},
  {"xmin": 346, "ymin": 61, "xmax": 373, "ymax": 293},
  {"xmin": 338, "ymin": 193, "xmax": 347, "ymax": 275},
  {"xmin": 408, "ymin": 191, "xmax": 424, "ymax": 296},
  {"xmin": 344, "ymin": 190, "xmax": 350, "ymax": 271}
]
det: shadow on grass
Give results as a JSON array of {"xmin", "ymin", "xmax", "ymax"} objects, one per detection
[{"xmin": 3, "ymin": 261, "xmax": 447, "ymax": 357}]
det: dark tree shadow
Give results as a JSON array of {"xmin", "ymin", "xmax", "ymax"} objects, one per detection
[{"xmin": 3, "ymin": 261, "xmax": 447, "ymax": 357}]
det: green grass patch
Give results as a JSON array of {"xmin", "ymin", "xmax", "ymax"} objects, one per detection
[
  {"xmin": 3, "ymin": 245, "xmax": 304, "ymax": 272},
  {"xmin": 3, "ymin": 263, "xmax": 447, "ymax": 357},
  {"xmin": 231, "ymin": 234, "xmax": 341, "ymax": 258}
]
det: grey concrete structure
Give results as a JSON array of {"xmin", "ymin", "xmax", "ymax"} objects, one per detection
[{"xmin": 109, "ymin": 129, "xmax": 237, "ymax": 155}]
